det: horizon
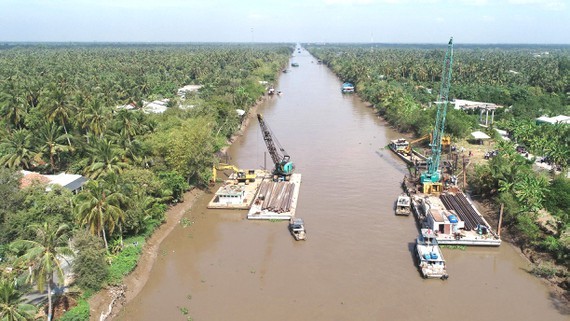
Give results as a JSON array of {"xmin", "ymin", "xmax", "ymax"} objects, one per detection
[{"xmin": 1, "ymin": 0, "xmax": 569, "ymax": 44}]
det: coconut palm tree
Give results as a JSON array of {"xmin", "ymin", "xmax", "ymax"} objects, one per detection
[
  {"xmin": 13, "ymin": 222, "xmax": 73, "ymax": 321},
  {"xmin": 74, "ymin": 180, "xmax": 126, "ymax": 252},
  {"xmin": 0, "ymin": 129, "xmax": 35, "ymax": 170},
  {"xmin": 0, "ymin": 278, "xmax": 36, "ymax": 321},
  {"xmin": 35, "ymin": 122, "xmax": 72, "ymax": 173},
  {"xmin": 84, "ymin": 137, "xmax": 129, "ymax": 179},
  {"xmin": 42, "ymin": 85, "xmax": 75, "ymax": 146}
]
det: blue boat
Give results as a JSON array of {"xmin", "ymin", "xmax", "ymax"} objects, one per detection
[{"xmin": 341, "ymin": 82, "xmax": 355, "ymax": 93}]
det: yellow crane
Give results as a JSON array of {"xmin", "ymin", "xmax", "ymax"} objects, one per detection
[{"xmin": 211, "ymin": 163, "xmax": 256, "ymax": 185}]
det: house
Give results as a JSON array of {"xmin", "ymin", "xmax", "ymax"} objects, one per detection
[
  {"xmin": 21, "ymin": 170, "xmax": 88, "ymax": 194},
  {"xmin": 177, "ymin": 85, "xmax": 203, "ymax": 99},
  {"xmin": 142, "ymin": 99, "xmax": 169, "ymax": 114},
  {"xmin": 536, "ymin": 115, "xmax": 570, "ymax": 125}
]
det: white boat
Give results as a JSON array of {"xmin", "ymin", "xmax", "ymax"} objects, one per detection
[
  {"xmin": 415, "ymin": 229, "xmax": 448, "ymax": 280},
  {"xmin": 395, "ymin": 194, "xmax": 411, "ymax": 216},
  {"xmin": 289, "ymin": 218, "xmax": 306, "ymax": 241}
]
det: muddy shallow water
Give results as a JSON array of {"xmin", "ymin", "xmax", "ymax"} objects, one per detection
[{"xmin": 116, "ymin": 50, "xmax": 567, "ymax": 321}]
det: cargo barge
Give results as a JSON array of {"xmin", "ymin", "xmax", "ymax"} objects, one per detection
[{"xmin": 247, "ymin": 173, "xmax": 302, "ymax": 220}]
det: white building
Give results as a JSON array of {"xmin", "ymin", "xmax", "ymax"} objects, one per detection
[
  {"xmin": 215, "ymin": 185, "xmax": 246, "ymax": 205},
  {"xmin": 536, "ymin": 115, "xmax": 570, "ymax": 125},
  {"xmin": 21, "ymin": 170, "xmax": 88, "ymax": 194},
  {"xmin": 177, "ymin": 85, "xmax": 203, "ymax": 98}
]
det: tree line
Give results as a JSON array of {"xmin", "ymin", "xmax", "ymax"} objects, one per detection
[{"xmin": 0, "ymin": 43, "xmax": 291, "ymax": 320}]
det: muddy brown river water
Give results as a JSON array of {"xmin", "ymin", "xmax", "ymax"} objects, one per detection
[{"xmin": 116, "ymin": 50, "xmax": 567, "ymax": 321}]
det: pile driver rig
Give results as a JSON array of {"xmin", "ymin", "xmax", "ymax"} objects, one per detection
[{"xmin": 420, "ymin": 37, "xmax": 454, "ymax": 194}]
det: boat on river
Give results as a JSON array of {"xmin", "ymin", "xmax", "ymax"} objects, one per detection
[
  {"xmin": 291, "ymin": 62, "xmax": 299, "ymax": 67},
  {"xmin": 289, "ymin": 217, "xmax": 306, "ymax": 241},
  {"xmin": 415, "ymin": 228, "xmax": 448, "ymax": 280},
  {"xmin": 395, "ymin": 194, "xmax": 411, "ymax": 216},
  {"xmin": 341, "ymin": 82, "xmax": 354, "ymax": 93}
]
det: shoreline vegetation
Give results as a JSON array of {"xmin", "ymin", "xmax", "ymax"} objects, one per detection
[
  {"xmin": 305, "ymin": 44, "xmax": 568, "ymax": 304},
  {"xmin": 88, "ymin": 92, "xmax": 271, "ymax": 321},
  {"xmin": 0, "ymin": 43, "xmax": 292, "ymax": 320}
]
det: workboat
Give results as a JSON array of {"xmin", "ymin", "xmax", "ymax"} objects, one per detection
[
  {"xmin": 415, "ymin": 229, "xmax": 448, "ymax": 280},
  {"xmin": 341, "ymin": 82, "xmax": 355, "ymax": 93},
  {"xmin": 289, "ymin": 218, "xmax": 306, "ymax": 241},
  {"xmin": 395, "ymin": 194, "xmax": 411, "ymax": 216},
  {"xmin": 389, "ymin": 138, "xmax": 410, "ymax": 154}
]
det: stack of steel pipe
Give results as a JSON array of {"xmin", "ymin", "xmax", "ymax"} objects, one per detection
[
  {"xmin": 258, "ymin": 181, "xmax": 295, "ymax": 213},
  {"xmin": 455, "ymin": 193, "xmax": 487, "ymax": 227},
  {"xmin": 440, "ymin": 193, "xmax": 488, "ymax": 231}
]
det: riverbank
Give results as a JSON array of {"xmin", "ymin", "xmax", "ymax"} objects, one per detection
[
  {"xmin": 88, "ymin": 188, "xmax": 202, "ymax": 321},
  {"xmin": 87, "ymin": 94, "xmax": 271, "ymax": 321}
]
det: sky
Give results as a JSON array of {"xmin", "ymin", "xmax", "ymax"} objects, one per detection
[{"xmin": 1, "ymin": 0, "xmax": 569, "ymax": 44}]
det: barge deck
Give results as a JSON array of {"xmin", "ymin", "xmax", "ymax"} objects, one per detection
[
  {"xmin": 207, "ymin": 169, "xmax": 269, "ymax": 209},
  {"xmin": 247, "ymin": 173, "xmax": 302, "ymax": 220}
]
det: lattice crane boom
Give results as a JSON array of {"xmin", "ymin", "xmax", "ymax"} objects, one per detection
[{"xmin": 421, "ymin": 37, "xmax": 454, "ymax": 190}]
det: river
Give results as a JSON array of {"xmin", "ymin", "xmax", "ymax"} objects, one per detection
[{"xmin": 116, "ymin": 49, "xmax": 567, "ymax": 321}]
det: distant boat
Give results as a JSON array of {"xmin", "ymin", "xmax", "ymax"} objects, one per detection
[
  {"xmin": 341, "ymin": 82, "xmax": 355, "ymax": 93},
  {"xmin": 291, "ymin": 62, "xmax": 299, "ymax": 67}
]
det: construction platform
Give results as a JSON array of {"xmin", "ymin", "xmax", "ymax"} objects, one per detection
[
  {"xmin": 409, "ymin": 191, "xmax": 501, "ymax": 246},
  {"xmin": 207, "ymin": 169, "xmax": 269, "ymax": 209},
  {"xmin": 247, "ymin": 173, "xmax": 302, "ymax": 220}
]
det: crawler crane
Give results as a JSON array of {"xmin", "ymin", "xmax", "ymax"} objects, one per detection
[{"xmin": 257, "ymin": 114, "xmax": 295, "ymax": 181}]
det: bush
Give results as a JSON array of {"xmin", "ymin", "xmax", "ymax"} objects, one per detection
[
  {"xmin": 72, "ymin": 231, "xmax": 109, "ymax": 291},
  {"xmin": 59, "ymin": 298, "xmax": 90, "ymax": 321},
  {"xmin": 106, "ymin": 236, "xmax": 144, "ymax": 285}
]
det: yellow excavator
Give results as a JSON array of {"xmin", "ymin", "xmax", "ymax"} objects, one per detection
[
  {"xmin": 211, "ymin": 163, "xmax": 256, "ymax": 185},
  {"xmin": 402, "ymin": 134, "xmax": 451, "ymax": 155}
]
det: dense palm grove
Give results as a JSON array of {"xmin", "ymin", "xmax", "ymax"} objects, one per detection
[
  {"xmin": 0, "ymin": 44, "xmax": 290, "ymax": 320},
  {"xmin": 307, "ymin": 43, "xmax": 569, "ymax": 290}
]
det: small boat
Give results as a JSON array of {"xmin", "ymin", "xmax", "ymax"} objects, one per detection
[
  {"xmin": 395, "ymin": 194, "xmax": 411, "ymax": 216},
  {"xmin": 341, "ymin": 82, "xmax": 355, "ymax": 93},
  {"xmin": 289, "ymin": 218, "xmax": 306, "ymax": 241},
  {"xmin": 415, "ymin": 229, "xmax": 448, "ymax": 280},
  {"xmin": 291, "ymin": 62, "xmax": 299, "ymax": 67},
  {"xmin": 388, "ymin": 138, "xmax": 410, "ymax": 154}
]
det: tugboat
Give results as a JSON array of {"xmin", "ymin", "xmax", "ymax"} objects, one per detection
[
  {"xmin": 415, "ymin": 228, "xmax": 448, "ymax": 280},
  {"xmin": 395, "ymin": 194, "xmax": 411, "ymax": 216},
  {"xmin": 289, "ymin": 218, "xmax": 306, "ymax": 241}
]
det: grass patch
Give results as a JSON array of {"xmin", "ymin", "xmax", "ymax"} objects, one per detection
[
  {"xmin": 59, "ymin": 298, "xmax": 90, "ymax": 321},
  {"xmin": 106, "ymin": 236, "xmax": 145, "ymax": 285},
  {"xmin": 531, "ymin": 262, "xmax": 559, "ymax": 279}
]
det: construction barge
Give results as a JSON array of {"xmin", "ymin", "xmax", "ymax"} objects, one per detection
[
  {"xmin": 248, "ymin": 173, "xmax": 302, "ymax": 220},
  {"xmin": 404, "ymin": 178, "xmax": 501, "ymax": 246},
  {"xmin": 207, "ymin": 169, "xmax": 269, "ymax": 209}
]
